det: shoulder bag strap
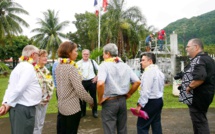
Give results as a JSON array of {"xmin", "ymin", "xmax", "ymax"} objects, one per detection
[{"xmin": 91, "ymin": 59, "xmax": 97, "ymax": 75}]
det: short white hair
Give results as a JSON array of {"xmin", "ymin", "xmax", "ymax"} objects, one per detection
[
  {"xmin": 22, "ymin": 45, "xmax": 39, "ymax": 57},
  {"xmin": 82, "ymin": 49, "xmax": 90, "ymax": 54},
  {"xmin": 103, "ymin": 43, "xmax": 118, "ymax": 56}
]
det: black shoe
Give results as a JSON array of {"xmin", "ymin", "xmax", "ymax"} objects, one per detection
[{"xmin": 93, "ymin": 112, "xmax": 98, "ymax": 118}]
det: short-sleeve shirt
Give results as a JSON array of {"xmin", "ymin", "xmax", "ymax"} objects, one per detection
[
  {"xmin": 145, "ymin": 35, "xmax": 152, "ymax": 43},
  {"xmin": 180, "ymin": 52, "xmax": 215, "ymax": 111},
  {"xmin": 158, "ymin": 30, "xmax": 165, "ymax": 40},
  {"xmin": 97, "ymin": 61, "xmax": 140, "ymax": 98}
]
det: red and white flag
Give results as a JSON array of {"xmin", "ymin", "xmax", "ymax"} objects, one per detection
[
  {"xmin": 103, "ymin": 0, "xmax": 108, "ymax": 11},
  {"xmin": 94, "ymin": 0, "xmax": 99, "ymax": 16},
  {"xmin": 94, "ymin": 0, "xmax": 108, "ymax": 16}
]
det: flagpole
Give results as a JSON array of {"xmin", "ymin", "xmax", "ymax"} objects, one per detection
[{"xmin": 98, "ymin": 0, "xmax": 101, "ymax": 64}]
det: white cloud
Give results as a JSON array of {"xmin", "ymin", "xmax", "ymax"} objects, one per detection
[{"xmin": 14, "ymin": 0, "xmax": 215, "ymax": 38}]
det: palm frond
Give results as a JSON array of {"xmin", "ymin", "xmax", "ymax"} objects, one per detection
[{"xmin": 31, "ymin": 9, "xmax": 70, "ymax": 59}]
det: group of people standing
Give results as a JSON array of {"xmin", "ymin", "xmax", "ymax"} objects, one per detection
[
  {"xmin": 0, "ymin": 46, "xmax": 54, "ymax": 134},
  {"xmin": 0, "ymin": 37, "xmax": 215, "ymax": 134},
  {"xmin": 145, "ymin": 29, "xmax": 166, "ymax": 52}
]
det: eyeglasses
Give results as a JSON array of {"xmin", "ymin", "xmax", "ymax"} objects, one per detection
[
  {"xmin": 33, "ymin": 52, "xmax": 39, "ymax": 55},
  {"xmin": 141, "ymin": 59, "xmax": 151, "ymax": 62},
  {"xmin": 186, "ymin": 45, "xmax": 197, "ymax": 48}
]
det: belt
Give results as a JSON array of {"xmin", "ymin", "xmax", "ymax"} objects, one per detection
[
  {"xmin": 106, "ymin": 95, "xmax": 126, "ymax": 101},
  {"xmin": 82, "ymin": 79, "xmax": 93, "ymax": 82}
]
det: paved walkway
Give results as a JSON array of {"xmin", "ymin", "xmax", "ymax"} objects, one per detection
[{"xmin": 0, "ymin": 108, "xmax": 215, "ymax": 134}]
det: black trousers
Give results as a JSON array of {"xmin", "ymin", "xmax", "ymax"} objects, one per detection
[
  {"xmin": 137, "ymin": 98, "xmax": 163, "ymax": 134},
  {"xmin": 81, "ymin": 79, "xmax": 97, "ymax": 115},
  {"xmin": 57, "ymin": 111, "xmax": 81, "ymax": 134},
  {"xmin": 188, "ymin": 105, "xmax": 210, "ymax": 134}
]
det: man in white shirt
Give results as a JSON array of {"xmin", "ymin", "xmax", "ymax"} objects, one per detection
[
  {"xmin": 77, "ymin": 49, "xmax": 99, "ymax": 118},
  {"xmin": 135, "ymin": 52, "xmax": 165, "ymax": 134},
  {"xmin": 0, "ymin": 45, "xmax": 42, "ymax": 134}
]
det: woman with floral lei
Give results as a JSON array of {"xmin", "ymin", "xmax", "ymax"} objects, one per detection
[
  {"xmin": 0, "ymin": 45, "xmax": 42, "ymax": 134},
  {"xmin": 33, "ymin": 49, "xmax": 54, "ymax": 134},
  {"xmin": 55, "ymin": 41, "xmax": 94, "ymax": 134}
]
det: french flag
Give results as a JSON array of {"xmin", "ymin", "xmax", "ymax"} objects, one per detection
[{"xmin": 94, "ymin": 0, "xmax": 99, "ymax": 16}]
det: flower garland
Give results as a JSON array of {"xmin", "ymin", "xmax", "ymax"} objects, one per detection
[
  {"xmin": 58, "ymin": 58, "xmax": 81, "ymax": 75},
  {"xmin": 35, "ymin": 64, "xmax": 54, "ymax": 102},
  {"xmin": 58, "ymin": 58, "xmax": 78, "ymax": 68},
  {"xmin": 19, "ymin": 56, "xmax": 36, "ymax": 66},
  {"xmin": 35, "ymin": 65, "xmax": 53, "ymax": 81},
  {"xmin": 19, "ymin": 55, "xmax": 54, "ymax": 103},
  {"xmin": 104, "ymin": 57, "xmax": 122, "ymax": 63}
]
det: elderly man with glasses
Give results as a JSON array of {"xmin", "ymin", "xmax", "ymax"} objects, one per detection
[
  {"xmin": 179, "ymin": 38, "xmax": 215, "ymax": 134},
  {"xmin": 0, "ymin": 45, "xmax": 42, "ymax": 134}
]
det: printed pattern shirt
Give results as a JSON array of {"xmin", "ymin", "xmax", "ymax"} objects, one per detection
[
  {"xmin": 179, "ymin": 58, "xmax": 195, "ymax": 105},
  {"xmin": 56, "ymin": 64, "xmax": 93, "ymax": 115},
  {"xmin": 36, "ymin": 66, "xmax": 54, "ymax": 105},
  {"xmin": 179, "ymin": 52, "xmax": 215, "ymax": 108}
]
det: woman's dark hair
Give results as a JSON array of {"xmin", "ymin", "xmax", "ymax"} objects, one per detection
[
  {"xmin": 58, "ymin": 41, "xmax": 77, "ymax": 58},
  {"xmin": 141, "ymin": 52, "xmax": 156, "ymax": 64}
]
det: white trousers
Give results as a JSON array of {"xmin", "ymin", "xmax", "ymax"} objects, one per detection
[{"xmin": 33, "ymin": 104, "xmax": 48, "ymax": 134}]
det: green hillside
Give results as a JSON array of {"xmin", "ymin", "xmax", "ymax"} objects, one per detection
[{"xmin": 164, "ymin": 10, "xmax": 215, "ymax": 45}]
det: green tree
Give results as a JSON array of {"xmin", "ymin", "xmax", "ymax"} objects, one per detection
[
  {"xmin": 69, "ymin": 0, "xmax": 148, "ymax": 59},
  {"xmin": 0, "ymin": 35, "xmax": 30, "ymax": 68},
  {"xmin": 0, "ymin": 0, "xmax": 29, "ymax": 41},
  {"xmin": 70, "ymin": 12, "xmax": 98, "ymax": 50},
  {"xmin": 8, "ymin": 36, "xmax": 29, "ymax": 66},
  {"xmin": 31, "ymin": 9, "xmax": 70, "ymax": 59},
  {"xmin": 100, "ymin": 0, "xmax": 146, "ymax": 58}
]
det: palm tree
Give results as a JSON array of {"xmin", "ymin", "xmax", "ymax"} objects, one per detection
[
  {"xmin": 31, "ymin": 9, "xmax": 70, "ymax": 59},
  {"xmin": 100, "ymin": 0, "xmax": 146, "ymax": 58},
  {"xmin": 0, "ymin": 0, "xmax": 29, "ymax": 42}
]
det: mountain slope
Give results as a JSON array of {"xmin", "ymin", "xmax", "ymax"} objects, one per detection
[{"xmin": 164, "ymin": 10, "xmax": 215, "ymax": 44}]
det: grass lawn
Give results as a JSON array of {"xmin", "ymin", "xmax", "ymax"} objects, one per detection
[{"xmin": 0, "ymin": 76, "xmax": 215, "ymax": 118}]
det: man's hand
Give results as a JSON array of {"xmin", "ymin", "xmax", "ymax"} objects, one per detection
[
  {"xmin": 0, "ymin": 104, "xmax": 10, "ymax": 116},
  {"xmin": 125, "ymin": 93, "xmax": 131, "ymax": 99},
  {"xmin": 92, "ymin": 76, "xmax": 98, "ymax": 83},
  {"xmin": 98, "ymin": 97, "xmax": 108, "ymax": 105},
  {"xmin": 89, "ymin": 103, "xmax": 94, "ymax": 109},
  {"xmin": 186, "ymin": 86, "xmax": 192, "ymax": 94},
  {"xmin": 0, "ymin": 106, "xmax": 6, "ymax": 116},
  {"xmin": 135, "ymin": 105, "xmax": 141, "ymax": 114},
  {"xmin": 186, "ymin": 80, "xmax": 204, "ymax": 94}
]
